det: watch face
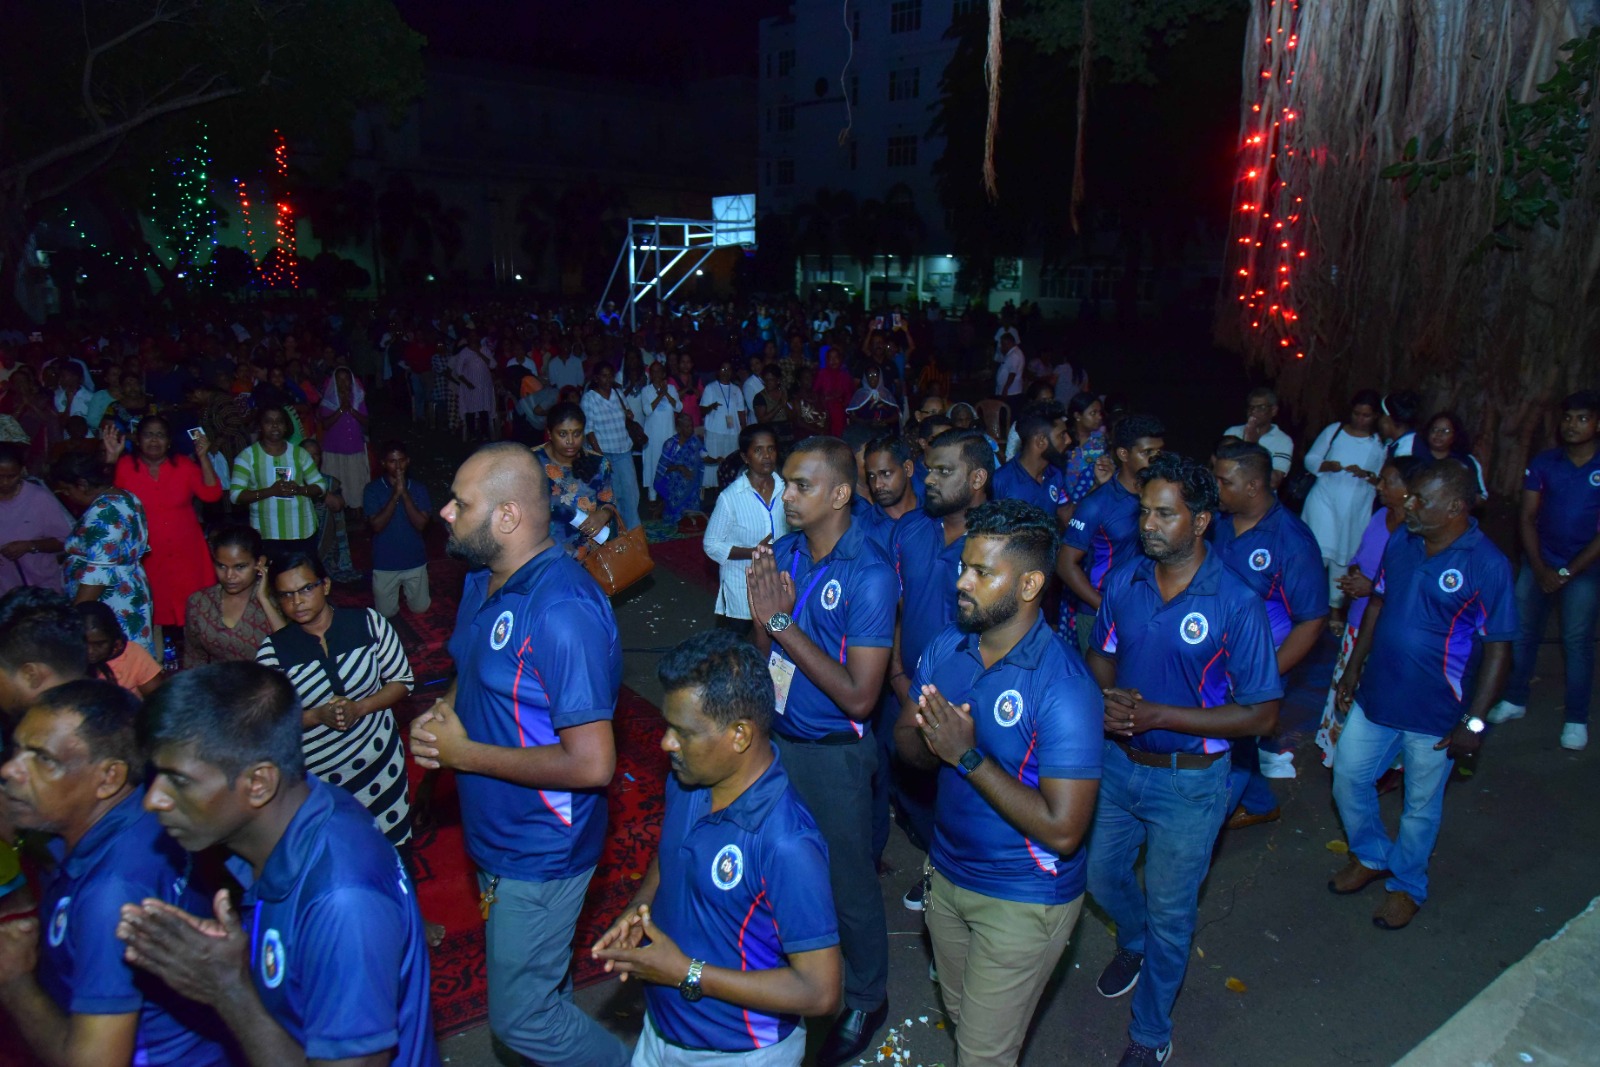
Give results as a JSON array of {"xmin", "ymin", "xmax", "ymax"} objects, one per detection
[{"xmin": 767, "ymin": 612, "xmax": 792, "ymax": 632}]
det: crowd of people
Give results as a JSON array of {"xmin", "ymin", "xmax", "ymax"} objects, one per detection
[{"xmin": 0, "ymin": 295, "xmax": 1596, "ymax": 1067}]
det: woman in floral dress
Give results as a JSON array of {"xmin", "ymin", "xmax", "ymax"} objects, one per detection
[
  {"xmin": 51, "ymin": 450, "xmax": 155, "ymax": 654},
  {"xmin": 533, "ymin": 401, "xmax": 619, "ymax": 556}
]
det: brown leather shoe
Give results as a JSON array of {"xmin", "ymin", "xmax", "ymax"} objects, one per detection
[
  {"xmin": 1373, "ymin": 890, "xmax": 1420, "ymax": 930},
  {"xmin": 1327, "ymin": 857, "xmax": 1390, "ymax": 895},
  {"xmin": 1224, "ymin": 805, "xmax": 1281, "ymax": 830}
]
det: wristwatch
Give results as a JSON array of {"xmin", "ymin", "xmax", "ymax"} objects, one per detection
[
  {"xmin": 956, "ymin": 747, "xmax": 986, "ymax": 778},
  {"xmin": 765, "ymin": 611, "xmax": 793, "ymax": 634},
  {"xmin": 1460, "ymin": 713, "xmax": 1486, "ymax": 734},
  {"xmin": 1558, "ymin": 567, "xmax": 1572, "ymax": 579},
  {"xmin": 679, "ymin": 959, "xmax": 705, "ymax": 1002}
]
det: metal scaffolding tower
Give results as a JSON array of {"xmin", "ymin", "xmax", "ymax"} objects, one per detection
[{"xmin": 597, "ymin": 197, "xmax": 755, "ymax": 331}]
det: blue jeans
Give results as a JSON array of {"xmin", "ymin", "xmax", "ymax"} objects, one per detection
[
  {"xmin": 1504, "ymin": 565, "xmax": 1599, "ymax": 724},
  {"xmin": 1086, "ymin": 742, "xmax": 1231, "ymax": 1049},
  {"xmin": 604, "ymin": 450, "xmax": 643, "ymax": 531},
  {"xmin": 408, "ymin": 370, "xmax": 429, "ymax": 420},
  {"xmin": 1225, "ymin": 738, "xmax": 1280, "ymax": 816},
  {"xmin": 1329, "ymin": 703, "xmax": 1452, "ymax": 903}
]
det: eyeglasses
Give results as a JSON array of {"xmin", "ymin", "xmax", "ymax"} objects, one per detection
[{"xmin": 276, "ymin": 580, "xmax": 324, "ymax": 601}]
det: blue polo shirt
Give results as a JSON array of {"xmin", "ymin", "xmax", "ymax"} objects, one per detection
[
  {"xmin": 1213, "ymin": 502, "xmax": 1328, "ymax": 649},
  {"xmin": 1524, "ymin": 447, "xmax": 1600, "ymax": 568},
  {"xmin": 1357, "ymin": 522, "xmax": 1517, "ymax": 736},
  {"xmin": 38, "ymin": 792, "xmax": 228, "ymax": 1066},
  {"xmin": 362, "ymin": 478, "xmax": 432, "ymax": 572},
  {"xmin": 225, "ymin": 778, "xmax": 436, "ymax": 1066},
  {"xmin": 911, "ymin": 457, "xmax": 928, "ymax": 507},
  {"xmin": 891, "ymin": 510, "xmax": 966, "ymax": 671},
  {"xmin": 1091, "ymin": 550, "xmax": 1283, "ymax": 754},
  {"xmin": 770, "ymin": 519, "xmax": 897, "ymax": 741},
  {"xmin": 449, "ymin": 545, "xmax": 620, "ymax": 880},
  {"xmin": 646, "ymin": 750, "xmax": 838, "ymax": 1052},
  {"xmin": 913, "ymin": 615, "xmax": 1103, "ymax": 904},
  {"xmin": 991, "ymin": 457, "xmax": 1070, "ymax": 519},
  {"xmin": 850, "ymin": 493, "xmax": 896, "ymax": 555},
  {"xmin": 1062, "ymin": 478, "xmax": 1141, "ymax": 609}
]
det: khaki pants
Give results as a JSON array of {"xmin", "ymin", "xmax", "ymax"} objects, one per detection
[
  {"xmin": 373, "ymin": 564, "xmax": 431, "ymax": 618},
  {"xmin": 925, "ymin": 871, "xmax": 1083, "ymax": 1067}
]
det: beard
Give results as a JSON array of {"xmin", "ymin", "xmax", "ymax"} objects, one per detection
[
  {"xmin": 1141, "ymin": 531, "xmax": 1197, "ymax": 564},
  {"xmin": 924, "ymin": 485, "xmax": 972, "ymax": 519},
  {"xmin": 956, "ymin": 587, "xmax": 1020, "ymax": 633},
  {"xmin": 1043, "ymin": 445, "xmax": 1067, "ymax": 467},
  {"xmin": 446, "ymin": 515, "xmax": 501, "ymax": 568}
]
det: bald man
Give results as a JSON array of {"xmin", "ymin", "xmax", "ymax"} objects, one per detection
[{"xmin": 411, "ymin": 442, "xmax": 629, "ymax": 1067}]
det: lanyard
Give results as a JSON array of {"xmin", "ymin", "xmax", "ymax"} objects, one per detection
[
  {"xmin": 752, "ymin": 479, "xmax": 780, "ymax": 539},
  {"xmin": 789, "ymin": 548, "xmax": 831, "ymax": 628}
]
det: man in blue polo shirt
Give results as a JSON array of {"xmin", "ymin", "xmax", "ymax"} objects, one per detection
[
  {"xmin": 409, "ymin": 442, "xmax": 629, "ymax": 1067},
  {"xmin": 843, "ymin": 426, "xmax": 897, "ymax": 555},
  {"xmin": 591, "ymin": 630, "xmax": 842, "ymax": 1065},
  {"xmin": 896, "ymin": 500, "xmax": 1102, "ymax": 1067},
  {"xmin": 1491, "ymin": 389, "xmax": 1600, "ymax": 750},
  {"xmin": 120, "ymin": 663, "xmax": 437, "ymax": 1066},
  {"xmin": 747, "ymin": 435, "xmax": 896, "ymax": 1066},
  {"xmin": 1086, "ymin": 453, "xmax": 1282, "ymax": 1067},
  {"xmin": 1331, "ymin": 459, "xmax": 1515, "ymax": 931},
  {"xmin": 1060, "ymin": 414, "xmax": 1165, "ymax": 653},
  {"xmin": 1212, "ymin": 441, "xmax": 1329, "ymax": 825},
  {"xmin": 990, "ymin": 403, "xmax": 1073, "ymax": 533},
  {"xmin": 0, "ymin": 681, "xmax": 228, "ymax": 1067}
]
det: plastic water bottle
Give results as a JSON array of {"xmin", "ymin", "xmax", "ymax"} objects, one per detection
[{"xmin": 162, "ymin": 635, "xmax": 178, "ymax": 673}]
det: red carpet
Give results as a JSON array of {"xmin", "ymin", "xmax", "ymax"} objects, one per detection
[{"xmin": 649, "ymin": 534, "xmax": 719, "ymax": 594}]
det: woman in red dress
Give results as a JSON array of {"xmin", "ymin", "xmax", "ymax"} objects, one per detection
[{"xmin": 102, "ymin": 413, "xmax": 223, "ymax": 644}]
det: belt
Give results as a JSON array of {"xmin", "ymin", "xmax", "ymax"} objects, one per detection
[
  {"xmin": 779, "ymin": 730, "xmax": 863, "ymax": 747},
  {"xmin": 1115, "ymin": 740, "xmax": 1227, "ymax": 770}
]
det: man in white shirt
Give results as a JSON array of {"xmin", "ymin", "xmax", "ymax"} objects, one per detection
[
  {"xmin": 994, "ymin": 332, "xmax": 1025, "ymax": 397},
  {"xmin": 53, "ymin": 364, "xmax": 93, "ymax": 421},
  {"xmin": 741, "ymin": 356, "xmax": 766, "ymax": 415},
  {"xmin": 543, "ymin": 347, "xmax": 586, "ymax": 395},
  {"xmin": 1223, "ymin": 388, "xmax": 1294, "ymax": 489}
]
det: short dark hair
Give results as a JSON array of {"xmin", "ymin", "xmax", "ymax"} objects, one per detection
[
  {"xmin": 864, "ymin": 434, "xmax": 911, "ymax": 464},
  {"xmin": 268, "ymin": 551, "xmax": 327, "ymax": 586},
  {"xmin": 790, "ymin": 436, "xmax": 857, "ymax": 488},
  {"xmin": 1382, "ymin": 390, "xmax": 1422, "ymax": 426},
  {"xmin": 927, "ymin": 428, "xmax": 997, "ymax": 481},
  {"xmin": 379, "ymin": 439, "xmax": 409, "ymax": 458},
  {"xmin": 1214, "ymin": 440, "xmax": 1273, "ymax": 486},
  {"xmin": 1561, "ymin": 389, "xmax": 1600, "ymax": 416},
  {"xmin": 547, "ymin": 400, "xmax": 586, "ymax": 431},
  {"xmin": 0, "ymin": 442, "xmax": 25, "ymax": 468},
  {"xmin": 1066, "ymin": 391, "xmax": 1100, "ymax": 423},
  {"xmin": 915, "ymin": 414, "xmax": 953, "ymax": 442},
  {"xmin": 1247, "ymin": 386, "xmax": 1279, "ymax": 406},
  {"xmin": 0, "ymin": 589, "xmax": 87, "ymax": 678},
  {"xmin": 1411, "ymin": 455, "xmax": 1477, "ymax": 508},
  {"xmin": 657, "ymin": 629, "xmax": 774, "ymax": 733},
  {"xmin": 1350, "ymin": 389, "xmax": 1382, "ymax": 412},
  {"xmin": 1112, "ymin": 413, "xmax": 1166, "ymax": 454},
  {"xmin": 964, "ymin": 498, "xmax": 1058, "ymax": 577},
  {"xmin": 208, "ymin": 524, "xmax": 264, "ymax": 559},
  {"xmin": 841, "ymin": 424, "xmax": 876, "ymax": 454},
  {"xmin": 74, "ymin": 600, "xmax": 122, "ymax": 639},
  {"xmin": 35, "ymin": 679, "xmax": 141, "ymax": 768},
  {"xmin": 49, "ymin": 450, "xmax": 111, "ymax": 490},
  {"xmin": 1139, "ymin": 452, "xmax": 1220, "ymax": 517},
  {"xmin": 1014, "ymin": 401, "xmax": 1066, "ymax": 447},
  {"xmin": 1423, "ymin": 411, "xmax": 1472, "ymax": 455},
  {"xmin": 739, "ymin": 422, "xmax": 777, "ymax": 454},
  {"xmin": 255, "ymin": 404, "xmax": 290, "ymax": 427},
  {"xmin": 141, "ymin": 662, "xmax": 306, "ymax": 781}
]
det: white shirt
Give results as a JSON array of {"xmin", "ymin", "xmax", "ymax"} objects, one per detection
[
  {"xmin": 703, "ymin": 471, "xmax": 789, "ymax": 619},
  {"xmin": 741, "ymin": 373, "xmax": 765, "ymax": 415},
  {"xmin": 995, "ymin": 346, "xmax": 1025, "ymax": 396},
  {"xmin": 699, "ymin": 381, "xmax": 747, "ymax": 438},
  {"xmin": 544, "ymin": 354, "xmax": 586, "ymax": 393},
  {"xmin": 1223, "ymin": 422, "xmax": 1295, "ymax": 475}
]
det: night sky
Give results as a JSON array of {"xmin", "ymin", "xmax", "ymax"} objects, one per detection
[{"xmin": 394, "ymin": 0, "xmax": 791, "ymax": 82}]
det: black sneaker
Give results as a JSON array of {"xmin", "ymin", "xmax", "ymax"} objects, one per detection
[
  {"xmin": 902, "ymin": 877, "xmax": 927, "ymax": 912},
  {"xmin": 1117, "ymin": 1040, "xmax": 1172, "ymax": 1066},
  {"xmin": 1096, "ymin": 949, "xmax": 1144, "ymax": 998}
]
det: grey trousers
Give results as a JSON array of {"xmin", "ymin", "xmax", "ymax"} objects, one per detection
[
  {"xmin": 481, "ymin": 867, "xmax": 631, "ymax": 1067},
  {"xmin": 773, "ymin": 733, "xmax": 888, "ymax": 1011},
  {"xmin": 632, "ymin": 1014, "xmax": 806, "ymax": 1066}
]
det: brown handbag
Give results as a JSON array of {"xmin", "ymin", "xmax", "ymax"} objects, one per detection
[{"xmin": 578, "ymin": 524, "xmax": 654, "ymax": 596}]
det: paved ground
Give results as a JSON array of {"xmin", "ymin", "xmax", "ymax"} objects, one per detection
[{"xmin": 435, "ymin": 556, "xmax": 1600, "ymax": 1067}]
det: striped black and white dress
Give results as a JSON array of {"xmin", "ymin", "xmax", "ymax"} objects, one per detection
[{"xmin": 256, "ymin": 607, "xmax": 415, "ymax": 847}]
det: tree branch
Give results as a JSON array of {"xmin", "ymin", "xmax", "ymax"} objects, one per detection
[
  {"xmin": 31, "ymin": 134, "xmax": 126, "ymax": 204},
  {"xmin": 79, "ymin": 0, "xmax": 199, "ymax": 131}
]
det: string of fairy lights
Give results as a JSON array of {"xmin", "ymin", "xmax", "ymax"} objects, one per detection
[{"xmin": 1228, "ymin": 0, "xmax": 1305, "ymax": 360}]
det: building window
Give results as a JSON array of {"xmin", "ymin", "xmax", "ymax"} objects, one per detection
[
  {"xmin": 887, "ymin": 135, "xmax": 918, "ymax": 167},
  {"xmin": 952, "ymin": 0, "xmax": 982, "ymax": 17},
  {"xmin": 777, "ymin": 159, "xmax": 795, "ymax": 185},
  {"xmin": 888, "ymin": 67, "xmax": 920, "ymax": 101},
  {"xmin": 777, "ymin": 105, "xmax": 795, "ymax": 132},
  {"xmin": 890, "ymin": 0, "xmax": 922, "ymax": 33},
  {"xmin": 777, "ymin": 49, "xmax": 796, "ymax": 77}
]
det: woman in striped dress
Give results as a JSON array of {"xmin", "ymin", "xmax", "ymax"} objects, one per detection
[{"xmin": 256, "ymin": 551, "xmax": 416, "ymax": 849}]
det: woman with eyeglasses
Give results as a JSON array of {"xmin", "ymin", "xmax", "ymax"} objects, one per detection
[{"xmin": 256, "ymin": 551, "xmax": 416, "ymax": 850}]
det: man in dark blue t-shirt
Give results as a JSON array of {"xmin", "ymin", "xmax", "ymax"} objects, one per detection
[
  {"xmin": 747, "ymin": 436, "xmax": 896, "ymax": 1066},
  {"xmin": 1332, "ymin": 459, "xmax": 1515, "ymax": 931},
  {"xmin": 363, "ymin": 440, "xmax": 433, "ymax": 619},
  {"xmin": 1086, "ymin": 454, "xmax": 1282, "ymax": 1067},
  {"xmin": 118, "ymin": 663, "xmax": 438, "ymax": 1067},
  {"xmin": 990, "ymin": 403, "xmax": 1073, "ymax": 534},
  {"xmin": 591, "ymin": 630, "xmax": 842, "ymax": 1065},
  {"xmin": 896, "ymin": 500, "xmax": 1102, "ymax": 1067},
  {"xmin": 0, "ymin": 681, "xmax": 228, "ymax": 1067},
  {"xmin": 1492, "ymin": 389, "xmax": 1600, "ymax": 750}
]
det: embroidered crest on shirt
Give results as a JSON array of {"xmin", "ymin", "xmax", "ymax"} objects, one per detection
[
  {"xmin": 820, "ymin": 579, "xmax": 843, "ymax": 611},
  {"xmin": 711, "ymin": 844, "xmax": 745, "ymax": 891},
  {"xmin": 1249, "ymin": 548, "xmax": 1272, "ymax": 572},
  {"xmin": 993, "ymin": 689, "xmax": 1024, "ymax": 727},
  {"xmin": 490, "ymin": 610, "xmax": 514, "ymax": 650},
  {"xmin": 261, "ymin": 928, "xmax": 287, "ymax": 989},
  {"xmin": 1048, "ymin": 484, "xmax": 1062, "ymax": 503},
  {"xmin": 1180, "ymin": 611, "xmax": 1209, "ymax": 645},
  {"xmin": 1438, "ymin": 568, "xmax": 1464, "ymax": 593},
  {"xmin": 47, "ymin": 897, "xmax": 70, "ymax": 947},
  {"xmin": 1590, "ymin": 470, "xmax": 1600, "ymax": 487}
]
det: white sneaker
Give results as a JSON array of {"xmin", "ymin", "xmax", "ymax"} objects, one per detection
[
  {"xmin": 1486, "ymin": 700, "xmax": 1526, "ymax": 724},
  {"xmin": 1561, "ymin": 723, "xmax": 1588, "ymax": 750},
  {"xmin": 1259, "ymin": 749, "xmax": 1297, "ymax": 779}
]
